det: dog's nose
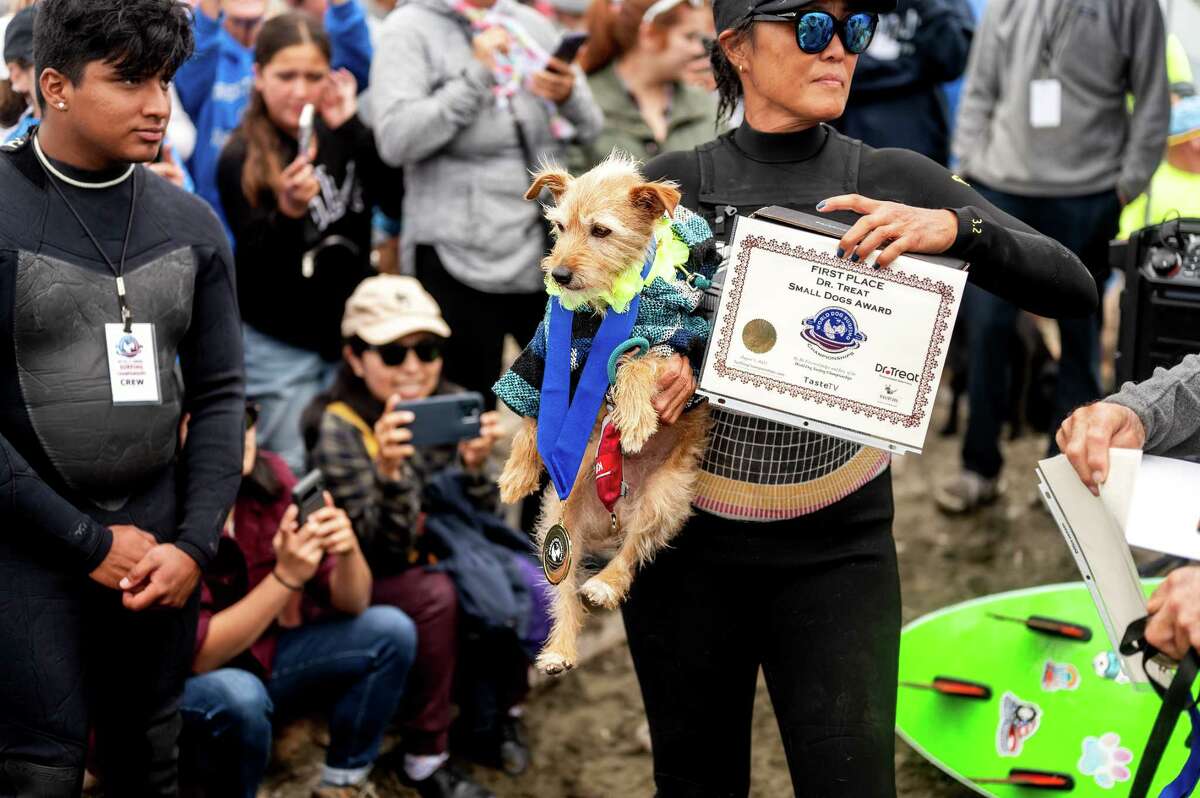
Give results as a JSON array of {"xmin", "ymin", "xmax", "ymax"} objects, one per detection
[{"xmin": 551, "ymin": 267, "xmax": 573, "ymax": 286}]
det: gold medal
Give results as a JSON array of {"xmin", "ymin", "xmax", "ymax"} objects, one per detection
[{"xmin": 541, "ymin": 523, "xmax": 572, "ymax": 585}]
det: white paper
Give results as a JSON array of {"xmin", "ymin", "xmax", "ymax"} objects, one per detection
[
  {"xmin": 1030, "ymin": 78, "xmax": 1062, "ymax": 128},
  {"xmin": 697, "ymin": 215, "xmax": 967, "ymax": 454},
  {"xmin": 1124, "ymin": 455, "xmax": 1200, "ymax": 560},
  {"xmin": 1099, "ymin": 447, "xmax": 1143, "ymax": 532},
  {"xmin": 105, "ymin": 323, "xmax": 162, "ymax": 405}
]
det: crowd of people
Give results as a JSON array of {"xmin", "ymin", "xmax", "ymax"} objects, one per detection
[{"xmin": 0, "ymin": 0, "xmax": 1194, "ymax": 796}]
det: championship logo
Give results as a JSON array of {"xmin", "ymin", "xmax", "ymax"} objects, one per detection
[
  {"xmin": 800, "ymin": 307, "xmax": 867, "ymax": 358},
  {"xmin": 115, "ymin": 333, "xmax": 143, "ymax": 359}
]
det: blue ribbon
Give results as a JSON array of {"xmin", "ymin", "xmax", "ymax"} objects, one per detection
[
  {"xmin": 537, "ymin": 244, "xmax": 656, "ymax": 500},
  {"xmin": 1161, "ymin": 704, "xmax": 1200, "ymax": 798}
]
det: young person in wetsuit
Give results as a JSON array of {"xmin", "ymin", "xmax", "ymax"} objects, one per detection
[
  {"xmin": 620, "ymin": 0, "xmax": 1099, "ymax": 795},
  {"xmin": 0, "ymin": 1, "xmax": 244, "ymax": 794}
]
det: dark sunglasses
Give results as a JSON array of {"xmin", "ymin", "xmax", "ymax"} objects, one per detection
[
  {"xmin": 751, "ymin": 10, "xmax": 879, "ymax": 55},
  {"xmin": 372, "ymin": 340, "xmax": 442, "ymax": 366}
]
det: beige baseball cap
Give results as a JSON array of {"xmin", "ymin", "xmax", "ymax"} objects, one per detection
[{"xmin": 341, "ymin": 275, "xmax": 452, "ymax": 346}]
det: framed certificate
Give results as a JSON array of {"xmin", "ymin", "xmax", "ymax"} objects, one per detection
[{"xmin": 697, "ymin": 207, "xmax": 968, "ymax": 455}]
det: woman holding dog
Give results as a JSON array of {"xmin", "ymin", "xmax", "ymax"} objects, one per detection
[{"xmin": 626, "ymin": 0, "xmax": 1099, "ymax": 795}]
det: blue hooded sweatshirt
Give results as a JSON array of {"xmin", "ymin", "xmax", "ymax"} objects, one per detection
[{"xmin": 174, "ymin": 2, "xmax": 373, "ymax": 230}]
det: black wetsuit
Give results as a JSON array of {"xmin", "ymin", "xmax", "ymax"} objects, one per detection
[
  {"xmin": 0, "ymin": 135, "xmax": 243, "ymax": 796},
  {"xmin": 621, "ymin": 124, "xmax": 1097, "ymax": 798}
]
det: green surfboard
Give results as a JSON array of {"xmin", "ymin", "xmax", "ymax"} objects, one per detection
[{"xmin": 897, "ymin": 581, "xmax": 1189, "ymax": 796}]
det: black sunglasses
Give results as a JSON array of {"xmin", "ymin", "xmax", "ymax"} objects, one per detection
[
  {"xmin": 372, "ymin": 340, "xmax": 442, "ymax": 366},
  {"xmin": 751, "ymin": 10, "xmax": 879, "ymax": 55}
]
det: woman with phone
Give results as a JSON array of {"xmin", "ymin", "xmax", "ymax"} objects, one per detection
[
  {"xmin": 569, "ymin": 0, "xmax": 717, "ymax": 171},
  {"xmin": 302, "ymin": 275, "xmax": 546, "ymax": 798},
  {"xmin": 218, "ymin": 13, "xmax": 403, "ymax": 476},
  {"xmin": 178, "ymin": 404, "xmax": 415, "ymax": 798}
]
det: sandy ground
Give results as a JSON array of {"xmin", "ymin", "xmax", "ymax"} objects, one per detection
[{"xmin": 260, "ymin": 385, "xmax": 1087, "ymax": 798}]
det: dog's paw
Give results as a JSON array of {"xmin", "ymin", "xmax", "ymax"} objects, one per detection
[
  {"xmin": 537, "ymin": 649, "xmax": 575, "ymax": 676},
  {"xmin": 616, "ymin": 408, "xmax": 658, "ymax": 454},
  {"xmin": 580, "ymin": 576, "xmax": 623, "ymax": 609},
  {"xmin": 498, "ymin": 467, "xmax": 539, "ymax": 505}
]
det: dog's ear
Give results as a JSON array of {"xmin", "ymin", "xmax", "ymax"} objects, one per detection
[
  {"xmin": 629, "ymin": 181, "xmax": 682, "ymax": 218},
  {"xmin": 525, "ymin": 168, "xmax": 572, "ymax": 202}
]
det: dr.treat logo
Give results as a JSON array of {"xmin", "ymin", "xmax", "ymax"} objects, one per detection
[
  {"xmin": 115, "ymin": 333, "xmax": 143, "ymax": 358},
  {"xmin": 876, "ymin": 363, "xmax": 919, "ymax": 383},
  {"xmin": 800, "ymin": 307, "xmax": 867, "ymax": 357}
]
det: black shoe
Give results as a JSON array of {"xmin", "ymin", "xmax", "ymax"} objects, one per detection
[
  {"xmin": 403, "ymin": 765, "xmax": 494, "ymax": 798},
  {"xmin": 498, "ymin": 716, "xmax": 531, "ymax": 776}
]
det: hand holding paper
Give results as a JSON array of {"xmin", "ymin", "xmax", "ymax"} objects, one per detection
[{"xmin": 1056, "ymin": 401, "xmax": 1148, "ymax": 495}]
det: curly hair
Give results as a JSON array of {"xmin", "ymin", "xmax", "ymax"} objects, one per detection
[
  {"xmin": 712, "ymin": 20, "xmax": 754, "ymax": 126},
  {"xmin": 34, "ymin": 0, "xmax": 193, "ymax": 84}
]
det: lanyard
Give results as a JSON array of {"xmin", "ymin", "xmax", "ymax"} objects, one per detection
[
  {"xmin": 537, "ymin": 244, "xmax": 656, "ymax": 500},
  {"xmin": 33, "ymin": 132, "xmax": 139, "ymax": 332},
  {"xmin": 1038, "ymin": 0, "xmax": 1077, "ymax": 74}
]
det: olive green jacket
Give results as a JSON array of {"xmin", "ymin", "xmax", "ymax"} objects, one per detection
[{"xmin": 568, "ymin": 62, "xmax": 718, "ymax": 173}]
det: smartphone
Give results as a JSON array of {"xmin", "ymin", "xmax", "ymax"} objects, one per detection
[
  {"xmin": 393, "ymin": 393, "xmax": 484, "ymax": 447},
  {"xmin": 296, "ymin": 103, "xmax": 315, "ymax": 159},
  {"xmin": 292, "ymin": 469, "xmax": 326, "ymax": 526},
  {"xmin": 551, "ymin": 32, "xmax": 589, "ymax": 63}
]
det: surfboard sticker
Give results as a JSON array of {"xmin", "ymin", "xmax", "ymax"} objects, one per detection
[
  {"xmin": 1041, "ymin": 660, "xmax": 1081, "ymax": 693},
  {"xmin": 1077, "ymin": 733, "xmax": 1133, "ymax": 788},
  {"xmin": 996, "ymin": 692, "xmax": 1041, "ymax": 757}
]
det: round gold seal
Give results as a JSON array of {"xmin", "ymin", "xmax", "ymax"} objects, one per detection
[
  {"xmin": 741, "ymin": 319, "xmax": 777, "ymax": 354},
  {"xmin": 541, "ymin": 524, "xmax": 572, "ymax": 585}
]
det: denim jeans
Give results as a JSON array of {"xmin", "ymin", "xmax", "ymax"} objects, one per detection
[
  {"xmin": 179, "ymin": 606, "xmax": 417, "ymax": 797},
  {"xmin": 243, "ymin": 323, "xmax": 338, "ymax": 475},
  {"xmin": 961, "ymin": 184, "xmax": 1118, "ymax": 479}
]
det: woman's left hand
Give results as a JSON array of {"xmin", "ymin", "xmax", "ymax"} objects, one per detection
[
  {"xmin": 818, "ymin": 194, "xmax": 958, "ymax": 269},
  {"xmin": 319, "ymin": 68, "xmax": 358, "ymax": 130},
  {"xmin": 459, "ymin": 411, "xmax": 501, "ymax": 471}
]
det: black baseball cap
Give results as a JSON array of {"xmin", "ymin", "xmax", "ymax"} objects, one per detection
[
  {"xmin": 714, "ymin": 0, "xmax": 896, "ymax": 33},
  {"xmin": 4, "ymin": 5, "xmax": 36, "ymax": 66}
]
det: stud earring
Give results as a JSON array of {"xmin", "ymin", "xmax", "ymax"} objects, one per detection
[{"xmin": 57, "ymin": 102, "xmax": 66, "ymax": 110}]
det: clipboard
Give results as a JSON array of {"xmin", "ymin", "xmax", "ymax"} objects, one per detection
[
  {"xmin": 1037, "ymin": 454, "xmax": 1175, "ymax": 689},
  {"xmin": 696, "ymin": 206, "xmax": 968, "ymax": 455}
]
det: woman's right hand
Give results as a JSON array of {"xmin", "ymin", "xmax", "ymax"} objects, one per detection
[
  {"xmin": 471, "ymin": 27, "xmax": 510, "ymax": 72},
  {"xmin": 374, "ymin": 394, "xmax": 416, "ymax": 480},
  {"xmin": 276, "ymin": 154, "xmax": 320, "ymax": 219},
  {"xmin": 272, "ymin": 505, "xmax": 324, "ymax": 586}
]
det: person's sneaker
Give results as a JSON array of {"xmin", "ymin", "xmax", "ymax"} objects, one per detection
[
  {"xmin": 403, "ymin": 765, "xmax": 495, "ymax": 798},
  {"xmin": 498, "ymin": 716, "xmax": 531, "ymax": 776},
  {"xmin": 933, "ymin": 470, "xmax": 1003, "ymax": 513},
  {"xmin": 311, "ymin": 782, "xmax": 379, "ymax": 798}
]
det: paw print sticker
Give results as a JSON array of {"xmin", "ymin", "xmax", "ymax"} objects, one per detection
[{"xmin": 1078, "ymin": 733, "xmax": 1133, "ymax": 788}]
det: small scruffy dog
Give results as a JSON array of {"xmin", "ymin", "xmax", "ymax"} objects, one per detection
[{"xmin": 496, "ymin": 155, "xmax": 711, "ymax": 675}]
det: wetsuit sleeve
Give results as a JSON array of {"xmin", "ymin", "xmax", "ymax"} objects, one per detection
[
  {"xmin": 326, "ymin": 0, "xmax": 373, "ymax": 92},
  {"xmin": 858, "ymin": 147, "xmax": 1098, "ymax": 318},
  {"xmin": 175, "ymin": 233, "xmax": 246, "ymax": 568},
  {"xmin": 0, "ymin": 429, "xmax": 113, "ymax": 572}
]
